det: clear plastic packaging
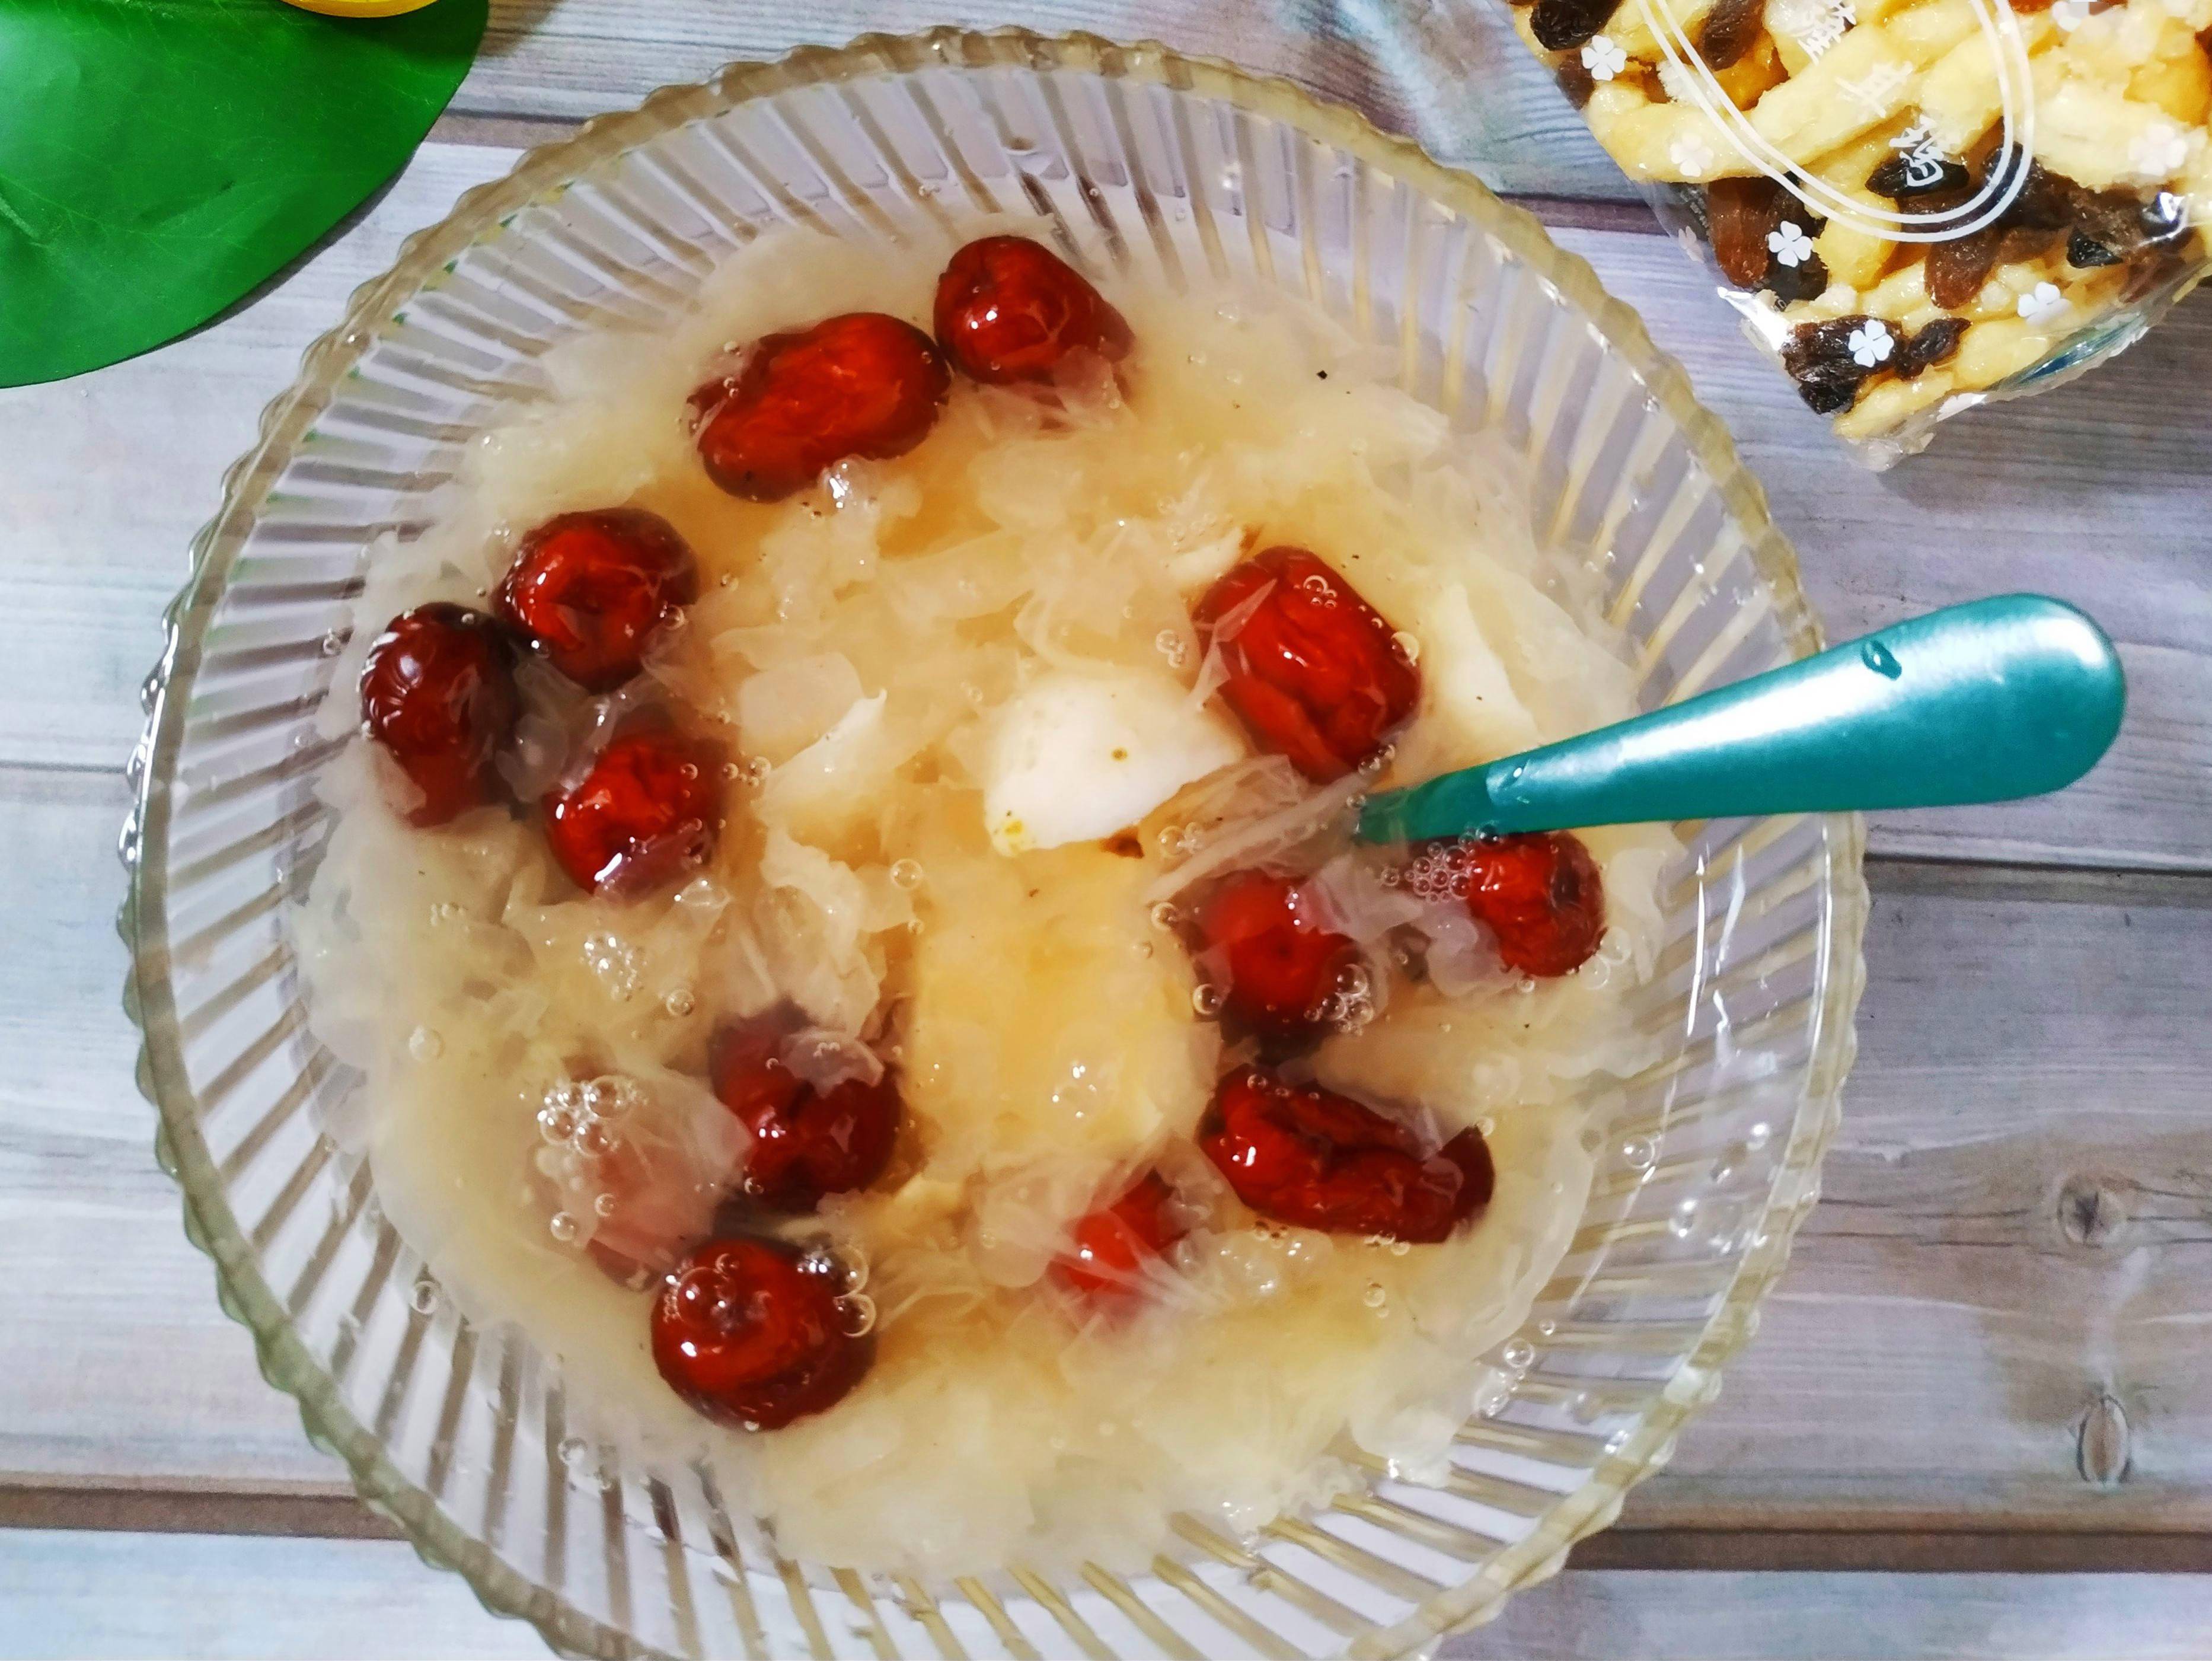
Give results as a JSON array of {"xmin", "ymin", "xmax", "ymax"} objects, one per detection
[{"xmin": 1483, "ymin": 0, "xmax": 2211, "ymax": 463}]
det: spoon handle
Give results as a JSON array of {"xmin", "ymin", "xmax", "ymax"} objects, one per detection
[{"xmin": 1355, "ymin": 594, "xmax": 2125, "ymax": 846}]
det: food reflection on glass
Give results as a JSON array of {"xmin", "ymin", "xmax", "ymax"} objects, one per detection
[{"xmin": 293, "ymin": 227, "xmax": 1680, "ymax": 1575}]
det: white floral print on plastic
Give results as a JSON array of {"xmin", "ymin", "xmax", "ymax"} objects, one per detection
[{"xmin": 1482, "ymin": 0, "xmax": 2212, "ymax": 463}]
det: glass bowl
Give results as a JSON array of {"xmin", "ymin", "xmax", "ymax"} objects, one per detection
[{"xmin": 121, "ymin": 28, "xmax": 1866, "ymax": 1659}]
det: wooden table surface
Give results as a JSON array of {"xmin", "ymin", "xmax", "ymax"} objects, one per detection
[{"xmin": 7, "ymin": 2, "xmax": 2211, "ymax": 1656}]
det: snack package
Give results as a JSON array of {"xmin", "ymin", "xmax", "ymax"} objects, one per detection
[{"xmin": 1485, "ymin": 0, "xmax": 2210, "ymax": 462}]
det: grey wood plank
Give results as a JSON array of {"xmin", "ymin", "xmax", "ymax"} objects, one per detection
[
  {"xmin": 8, "ymin": 1527, "xmax": 2212, "ymax": 1661},
  {"xmin": 1623, "ymin": 865, "xmax": 2212, "ymax": 1531},
  {"xmin": 12, "ymin": 771, "xmax": 2212, "ymax": 1529},
  {"xmin": 0, "ymin": 144, "xmax": 518, "ymax": 780},
  {"xmin": 1444, "ymin": 1568, "xmax": 2212, "ymax": 1660},
  {"xmin": 1548, "ymin": 224, "xmax": 2212, "ymax": 874},
  {"xmin": 458, "ymin": 0, "xmax": 1626, "ymax": 199},
  {"xmin": 0, "ymin": 1529, "xmax": 553, "ymax": 1660},
  {"xmin": 5, "ymin": 140, "xmax": 2207, "ymax": 867},
  {"xmin": 12, "ymin": 1481, "xmax": 2208, "ymax": 1572},
  {"xmin": 0, "ymin": 768, "xmax": 343, "ymax": 1491}
]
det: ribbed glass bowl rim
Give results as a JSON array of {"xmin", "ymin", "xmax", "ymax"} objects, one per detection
[{"xmin": 120, "ymin": 25, "xmax": 1869, "ymax": 1659}]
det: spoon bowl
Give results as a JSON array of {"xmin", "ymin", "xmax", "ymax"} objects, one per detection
[{"xmin": 1358, "ymin": 595, "xmax": 2125, "ymax": 845}]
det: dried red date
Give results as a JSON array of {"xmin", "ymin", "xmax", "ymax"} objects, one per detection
[
  {"xmin": 543, "ymin": 727, "xmax": 722, "ymax": 898},
  {"xmin": 1188, "ymin": 869, "xmax": 1361, "ymax": 1047},
  {"xmin": 1192, "ymin": 547, "xmax": 1420, "ymax": 783},
  {"xmin": 1199, "ymin": 1067, "xmax": 1493, "ymax": 1244},
  {"xmin": 652, "ymin": 1236, "xmax": 870, "ymax": 1429},
  {"xmin": 495, "ymin": 508, "xmax": 699, "ymax": 693},
  {"xmin": 1419, "ymin": 831, "xmax": 1607, "ymax": 977},
  {"xmin": 1052, "ymin": 1173, "xmax": 1190, "ymax": 1300},
  {"xmin": 933, "ymin": 235, "xmax": 1133, "ymax": 386},
  {"xmin": 710, "ymin": 1010, "xmax": 900, "ymax": 1213},
  {"xmin": 690, "ymin": 313, "xmax": 949, "ymax": 502},
  {"xmin": 359, "ymin": 604, "xmax": 519, "ymax": 827}
]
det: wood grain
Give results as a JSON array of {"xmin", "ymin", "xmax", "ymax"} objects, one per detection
[
  {"xmin": 455, "ymin": 0, "xmax": 1626, "ymax": 199},
  {"xmin": 11, "ymin": 1479, "xmax": 2210, "ymax": 1570},
  {"xmin": 12, "ymin": 771, "xmax": 2211, "ymax": 1531},
  {"xmin": 1628, "ymin": 865, "xmax": 2212, "ymax": 1531},
  {"xmin": 5, "ymin": 142, "xmax": 2208, "ymax": 868},
  {"xmin": 0, "ymin": 769, "xmax": 344, "ymax": 1488},
  {"xmin": 8, "ymin": 1527, "xmax": 2211, "ymax": 1660},
  {"xmin": 1546, "ymin": 230, "xmax": 2212, "ymax": 873},
  {"xmin": 0, "ymin": 1529, "xmax": 553, "ymax": 1660},
  {"xmin": 8, "ymin": 23, "xmax": 2212, "ymax": 1643}
]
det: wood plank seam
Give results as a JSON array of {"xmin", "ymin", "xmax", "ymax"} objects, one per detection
[{"xmin": 11, "ymin": 1481, "xmax": 2212, "ymax": 1575}]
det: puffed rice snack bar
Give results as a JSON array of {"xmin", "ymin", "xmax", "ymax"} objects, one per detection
[{"xmin": 1496, "ymin": 0, "xmax": 2210, "ymax": 458}]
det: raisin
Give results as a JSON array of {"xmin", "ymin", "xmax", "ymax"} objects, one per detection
[
  {"xmin": 2059, "ymin": 185, "xmax": 2136, "ymax": 262},
  {"xmin": 1926, "ymin": 228, "xmax": 2003, "ymax": 310},
  {"xmin": 1555, "ymin": 58, "xmax": 1597, "ymax": 109},
  {"xmin": 1763, "ymin": 251, "xmax": 1830, "ymax": 307},
  {"xmin": 1706, "ymin": 177, "xmax": 1789, "ymax": 289},
  {"xmin": 1699, "ymin": 0, "xmax": 1764, "ymax": 69},
  {"xmin": 652, "ymin": 1236, "xmax": 870, "ymax": 1429},
  {"xmin": 1781, "ymin": 315, "xmax": 1879, "ymax": 415},
  {"xmin": 2122, "ymin": 245, "xmax": 2192, "ymax": 306},
  {"xmin": 1530, "ymin": 0, "xmax": 1622, "ymax": 51},
  {"xmin": 1866, "ymin": 153, "xmax": 1970, "ymax": 202},
  {"xmin": 1891, "ymin": 317, "xmax": 1968, "ymax": 381},
  {"xmin": 1997, "ymin": 225, "xmax": 2066, "ymax": 267},
  {"xmin": 1988, "ymin": 146, "xmax": 2074, "ymax": 232},
  {"xmin": 1191, "ymin": 547, "xmax": 1421, "ymax": 783},
  {"xmin": 2067, "ymin": 232, "xmax": 2123, "ymax": 269},
  {"xmin": 1796, "ymin": 379, "xmax": 1857, "ymax": 417}
]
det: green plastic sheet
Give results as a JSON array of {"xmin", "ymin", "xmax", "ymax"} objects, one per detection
[{"xmin": 0, "ymin": 0, "xmax": 487, "ymax": 387}]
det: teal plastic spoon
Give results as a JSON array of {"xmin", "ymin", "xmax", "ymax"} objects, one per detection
[{"xmin": 1354, "ymin": 594, "xmax": 2124, "ymax": 846}]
